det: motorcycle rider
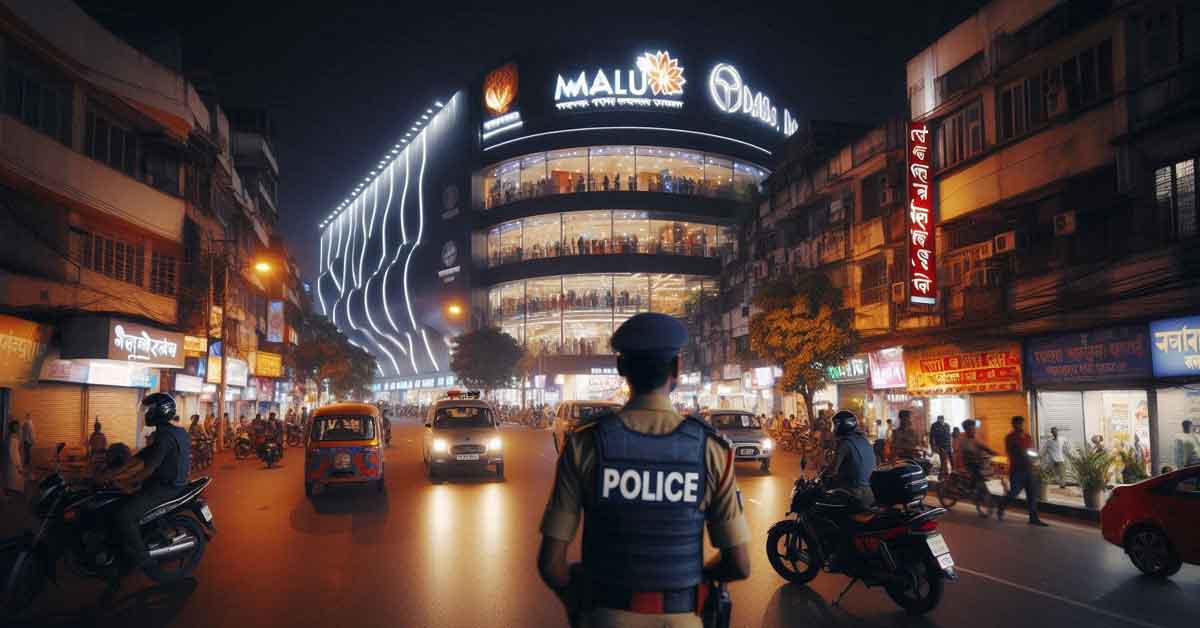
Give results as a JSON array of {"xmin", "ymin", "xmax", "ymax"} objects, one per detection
[
  {"xmin": 187, "ymin": 414, "xmax": 204, "ymax": 439},
  {"xmin": 826, "ymin": 410, "xmax": 876, "ymax": 507},
  {"xmin": 960, "ymin": 419, "xmax": 996, "ymax": 516},
  {"xmin": 537, "ymin": 313, "xmax": 750, "ymax": 628},
  {"xmin": 96, "ymin": 393, "xmax": 190, "ymax": 571}
]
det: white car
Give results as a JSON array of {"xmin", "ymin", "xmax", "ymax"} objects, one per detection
[{"xmin": 422, "ymin": 398, "xmax": 504, "ymax": 481}]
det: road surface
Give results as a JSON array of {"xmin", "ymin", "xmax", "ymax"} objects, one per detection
[{"xmin": 9, "ymin": 419, "xmax": 1199, "ymax": 627}]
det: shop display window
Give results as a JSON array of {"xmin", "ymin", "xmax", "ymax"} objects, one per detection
[
  {"xmin": 498, "ymin": 220, "xmax": 523, "ymax": 265},
  {"xmin": 476, "ymin": 146, "xmax": 768, "ymax": 209},
  {"xmin": 1154, "ymin": 387, "xmax": 1200, "ymax": 472},
  {"xmin": 526, "ymin": 277, "xmax": 562, "ymax": 356},
  {"xmin": 612, "ymin": 210, "xmax": 650, "ymax": 254},
  {"xmin": 563, "ymin": 211, "xmax": 612, "ymax": 256},
  {"xmin": 485, "ymin": 211, "xmax": 723, "ymax": 266},
  {"xmin": 522, "ymin": 213, "xmax": 562, "ymax": 260}
]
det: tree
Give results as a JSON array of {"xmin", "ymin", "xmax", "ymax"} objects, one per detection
[
  {"xmin": 450, "ymin": 327, "xmax": 526, "ymax": 395},
  {"xmin": 293, "ymin": 311, "xmax": 378, "ymax": 400},
  {"xmin": 748, "ymin": 271, "xmax": 857, "ymax": 426}
]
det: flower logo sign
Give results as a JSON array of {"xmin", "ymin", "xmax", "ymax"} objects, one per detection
[
  {"xmin": 484, "ymin": 63, "xmax": 518, "ymax": 116},
  {"xmin": 637, "ymin": 50, "xmax": 686, "ymax": 96}
]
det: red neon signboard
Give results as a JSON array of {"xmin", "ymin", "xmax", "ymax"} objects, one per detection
[{"xmin": 907, "ymin": 121, "xmax": 936, "ymax": 305}]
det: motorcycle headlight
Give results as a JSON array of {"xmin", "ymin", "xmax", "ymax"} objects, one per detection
[
  {"xmin": 488, "ymin": 437, "xmax": 502, "ymax": 451},
  {"xmin": 432, "ymin": 438, "xmax": 449, "ymax": 453},
  {"xmin": 761, "ymin": 438, "xmax": 774, "ymax": 451}
]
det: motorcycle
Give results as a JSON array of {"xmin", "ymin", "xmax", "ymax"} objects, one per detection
[
  {"xmin": 765, "ymin": 459, "xmax": 956, "ymax": 615},
  {"xmin": 257, "ymin": 438, "xmax": 283, "ymax": 469},
  {"xmin": 233, "ymin": 427, "xmax": 253, "ymax": 460},
  {"xmin": 285, "ymin": 422, "xmax": 305, "ymax": 448},
  {"xmin": 189, "ymin": 437, "xmax": 213, "ymax": 472},
  {"xmin": 1, "ymin": 444, "xmax": 215, "ymax": 614}
]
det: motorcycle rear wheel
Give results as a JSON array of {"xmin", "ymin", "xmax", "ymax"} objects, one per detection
[
  {"xmin": 884, "ymin": 551, "xmax": 944, "ymax": 615},
  {"xmin": 766, "ymin": 524, "xmax": 820, "ymax": 584},
  {"xmin": 935, "ymin": 479, "xmax": 959, "ymax": 508},
  {"xmin": 142, "ymin": 514, "xmax": 207, "ymax": 584}
]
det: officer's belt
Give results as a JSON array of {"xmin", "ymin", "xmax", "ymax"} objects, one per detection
[{"xmin": 591, "ymin": 587, "xmax": 698, "ymax": 614}]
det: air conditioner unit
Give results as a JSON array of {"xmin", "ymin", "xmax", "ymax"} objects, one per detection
[
  {"xmin": 993, "ymin": 230, "xmax": 1018, "ymax": 254},
  {"xmin": 1054, "ymin": 211, "xmax": 1077, "ymax": 236},
  {"xmin": 891, "ymin": 282, "xmax": 906, "ymax": 303}
]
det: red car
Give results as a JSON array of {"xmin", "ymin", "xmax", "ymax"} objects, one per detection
[{"xmin": 1101, "ymin": 465, "xmax": 1200, "ymax": 577}]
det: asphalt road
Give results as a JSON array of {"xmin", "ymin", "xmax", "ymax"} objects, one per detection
[{"xmin": 8, "ymin": 419, "xmax": 1199, "ymax": 628}]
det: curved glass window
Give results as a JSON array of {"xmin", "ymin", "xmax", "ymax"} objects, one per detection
[
  {"xmin": 488, "ymin": 273, "xmax": 715, "ymax": 357},
  {"xmin": 478, "ymin": 146, "xmax": 768, "ymax": 209},
  {"xmin": 483, "ymin": 210, "xmax": 728, "ymax": 268}
]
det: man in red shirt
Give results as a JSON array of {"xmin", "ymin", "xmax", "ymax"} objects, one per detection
[{"xmin": 999, "ymin": 415, "xmax": 1049, "ymax": 526}]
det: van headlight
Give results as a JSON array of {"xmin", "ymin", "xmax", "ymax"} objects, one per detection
[
  {"xmin": 432, "ymin": 438, "xmax": 449, "ymax": 453},
  {"xmin": 488, "ymin": 437, "xmax": 502, "ymax": 451},
  {"xmin": 761, "ymin": 438, "xmax": 774, "ymax": 451}
]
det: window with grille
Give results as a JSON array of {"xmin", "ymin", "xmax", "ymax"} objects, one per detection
[
  {"xmin": 84, "ymin": 104, "xmax": 138, "ymax": 177},
  {"xmin": 70, "ymin": 228, "xmax": 144, "ymax": 286},
  {"xmin": 149, "ymin": 251, "xmax": 177, "ymax": 296},
  {"xmin": 1156, "ymin": 159, "xmax": 1197, "ymax": 240},
  {"xmin": 934, "ymin": 100, "xmax": 983, "ymax": 170},
  {"xmin": 860, "ymin": 256, "xmax": 888, "ymax": 306},
  {"xmin": 3, "ymin": 55, "xmax": 72, "ymax": 145}
]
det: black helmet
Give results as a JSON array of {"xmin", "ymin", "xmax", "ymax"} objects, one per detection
[
  {"xmin": 141, "ymin": 392, "xmax": 176, "ymax": 427},
  {"xmin": 832, "ymin": 410, "xmax": 859, "ymax": 436}
]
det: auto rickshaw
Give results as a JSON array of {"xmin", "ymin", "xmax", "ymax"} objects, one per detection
[{"xmin": 305, "ymin": 402, "xmax": 385, "ymax": 496}]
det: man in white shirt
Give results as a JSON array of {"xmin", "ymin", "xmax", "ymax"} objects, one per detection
[
  {"xmin": 1041, "ymin": 426, "xmax": 1066, "ymax": 488},
  {"xmin": 1176, "ymin": 420, "xmax": 1200, "ymax": 470}
]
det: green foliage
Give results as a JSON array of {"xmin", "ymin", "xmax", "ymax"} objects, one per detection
[
  {"xmin": 1065, "ymin": 445, "xmax": 1114, "ymax": 493},
  {"xmin": 748, "ymin": 271, "xmax": 856, "ymax": 421},
  {"xmin": 292, "ymin": 311, "xmax": 378, "ymax": 400},
  {"xmin": 1118, "ymin": 448, "xmax": 1149, "ymax": 483},
  {"xmin": 450, "ymin": 327, "xmax": 526, "ymax": 392}
]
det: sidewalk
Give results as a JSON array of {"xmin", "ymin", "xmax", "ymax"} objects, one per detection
[{"xmin": 929, "ymin": 477, "xmax": 1101, "ymax": 524}]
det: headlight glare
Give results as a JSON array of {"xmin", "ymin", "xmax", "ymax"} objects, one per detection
[
  {"xmin": 762, "ymin": 438, "xmax": 774, "ymax": 450},
  {"xmin": 432, "ymin": 438, "xmax": 448, "ymax": 453},
  {"xmin": 488, "ymin": 437, "xmax": 502, "ymax": 451}
]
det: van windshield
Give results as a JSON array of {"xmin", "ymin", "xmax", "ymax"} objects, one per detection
[
  {"xmin": 572, "ymin": 404, "xmax": 618, "ymax": 419},
  {"xmin": 711, "ymin": 414, "xmax": 760, "ymax": 430}
]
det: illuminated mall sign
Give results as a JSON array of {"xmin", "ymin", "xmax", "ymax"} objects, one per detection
[
  {"xmin": 554, "ymin": 50, "xmax": 686, "ymax": 111},
  {"xmin": 708, "ymin": 63, "xmax": 797, "ymax": 136}
]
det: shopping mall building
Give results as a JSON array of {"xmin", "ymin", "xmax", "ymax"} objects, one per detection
[{"xmin": 318, "ymin": 46, "xmax": 796, "ymax": 405}]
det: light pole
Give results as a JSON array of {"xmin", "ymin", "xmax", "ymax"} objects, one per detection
[{"xmin": 206, "ymin": 236, "xmax": 272, "ymax": 452}]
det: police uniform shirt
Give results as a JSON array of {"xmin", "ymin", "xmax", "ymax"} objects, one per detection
[{"xmin": 540, "ymin": 393, "xmax": 750, "ymax": 551}]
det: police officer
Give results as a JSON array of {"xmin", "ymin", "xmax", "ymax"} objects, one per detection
[
  {"xmin": 537, "ymin": 313, "xmax": 750, "ymax": 628},
  {"xmin": 826, "ymin": 410, "xmax": 876, "ymax": 507},
  {"xmin": 96, "ymin": 392, "xmax": 190, "ymax": 570}
]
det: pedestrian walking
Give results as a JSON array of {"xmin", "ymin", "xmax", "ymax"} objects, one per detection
[
  {"xmin": 999, "ymin": 416, "xmax": 1048, "ymax": 526},
  {"xmin": 1040, "ymin": 426, "xmax": 1067, "ymax": 488},
  {"xmin": 929, "ymin": 415, "xmax": 952, "ymax": 476},
  {"xmin": 88, "ymin": 419, "xmax": 108, "ymax": 469},
  {"xmin": 536, "ymin": 313, "xmax": 750, "ymax": 627},
  {"xmin": 19, "ymin": 412, "xmax": 35, "ymax": 469},
  {"xmin": 5, "ymin": 420, "xmax": 25, "ymax": 498}
]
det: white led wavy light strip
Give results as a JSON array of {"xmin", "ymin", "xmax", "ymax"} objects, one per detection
[{"xmin": 316, "ymin": 96, "xmax": 452, "ymax": 377}]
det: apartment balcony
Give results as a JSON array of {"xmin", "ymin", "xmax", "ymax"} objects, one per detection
[
  {"xmin": 233, "ymin": 132, "xmax": 280, "ymax": 175},
  {"xmin": 0, "ymin": 115, "xmax": 185, "ymax": 242},
  {"xmin": 0, "ymin": 267, "xmax": 177, "ymax": 327}
]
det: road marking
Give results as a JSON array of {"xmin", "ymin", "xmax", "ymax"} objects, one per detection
[{"xmin": 955, "ymin": 566, "xmax": 1166, "ymax": 628}]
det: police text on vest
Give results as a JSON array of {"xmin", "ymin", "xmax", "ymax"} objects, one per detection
[{"xmin": 601, "ymin": 468, "xmax": 700, "ymax": 503}]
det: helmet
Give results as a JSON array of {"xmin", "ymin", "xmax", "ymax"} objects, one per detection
[
  {"xmin": 105, "ymin": 442, "xmax": 132, "ymax": 469},
  {"xmin": 141, "ymin": 392, "xmax": 176, "ymax": 427},
  {"xmin": 832, "ymin": 410, "xmax": 859, "ymax": 436}
]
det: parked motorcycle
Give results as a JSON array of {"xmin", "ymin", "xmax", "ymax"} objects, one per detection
[
  {"xmin": 765, "ymin": 459, "xmax": 956, "ymax": 615},
  {"xmin": 257, "ymin": 439, "xmax": 283, "ymax": 469},
  {"xmin": 1, "ymin": 444, "xmax": 215, "ymax": 615}
]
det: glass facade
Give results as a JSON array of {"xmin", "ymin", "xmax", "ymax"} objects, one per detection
[
  {"xmin": 480, "ymin": 145, "xmax": 768, "ymax": 208},
  {"xmin": 484, "ymin": 210, "xmax": 732, "ymax": 267},
  {"xmin": 489, "ymin": 273, "xmax": 715, "ymax": 356}
]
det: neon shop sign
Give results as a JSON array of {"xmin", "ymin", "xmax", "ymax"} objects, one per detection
[
  {"xmin": 554, "ymin": 50, "xmax": 686, "ymax": 111},
  {"xmin": 708, "ymin": 63, "xmax": 797, "ymax": 136}
]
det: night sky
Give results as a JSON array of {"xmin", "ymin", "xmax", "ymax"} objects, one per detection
[{"xmin": 78, "ymin": 0, "xmax": 986, "ymax": 278}]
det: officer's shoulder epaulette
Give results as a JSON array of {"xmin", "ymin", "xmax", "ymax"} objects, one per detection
[{"xmin": 684, "ymin": 414, "xmax": 731, "ymax": 448}]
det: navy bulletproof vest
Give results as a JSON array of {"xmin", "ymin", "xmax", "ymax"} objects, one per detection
[{"xmin": 582, "ymin": 414, "xmax": 708, "ymax": 592}]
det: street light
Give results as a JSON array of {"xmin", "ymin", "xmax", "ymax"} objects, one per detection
[
  {"xmin": 447, "ymin": 303, "xmax": 463, "ymax": 317},
  {"xmin": 254, "ymin": 261, "xmax": 272, "ymax": 274}
]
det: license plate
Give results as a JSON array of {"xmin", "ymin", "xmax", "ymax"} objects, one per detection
[
  {"xmin": 455, "ymin": 454, "xmax": 480, "ymax": 461},
  {"xmin": 737, "ymin": 447, "xmax": 756, "ymax": 457},
  {"xmin": 926, "ymin": 533, "xmax": 950, "ymax": 556},
  {"xmin": 937, "ymin": 553, "xmax": 955, "ymax": 570},
  {"xmin": 200, "ymin": 504, "xmax": 213, "ymax": 522}
]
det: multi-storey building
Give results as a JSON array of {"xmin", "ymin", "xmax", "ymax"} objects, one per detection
[{"xmin": 0, "ymin": 0, "xmax": 301, "ymax": 454}]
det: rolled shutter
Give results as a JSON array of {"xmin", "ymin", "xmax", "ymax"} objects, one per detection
[
  {"xmin": 10, "ymin": 383, "xmax": 86, "ymax": 449},
  {"xmin": 971, "ymin": 392, "xmax": 1029, "ymax": 456},
  {"xmin": 86, "ymin": 386, "xmax": 142, "ymax": 450}
]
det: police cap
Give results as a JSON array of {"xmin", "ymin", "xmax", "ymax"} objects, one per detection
[{"xmin": 610, "ymin": 313, "xmax": 687, "ymax": 358}]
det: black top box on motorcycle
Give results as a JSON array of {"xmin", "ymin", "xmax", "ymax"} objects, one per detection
[{"xmin": 870, "ymin": 462, "xmax": 927, "ymax": 506}]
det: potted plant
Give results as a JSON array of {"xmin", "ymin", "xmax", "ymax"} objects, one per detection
[
  {"xmin": 1034, "ymin": 462, "xmax": 1058, "ymax": 501},
  {"xmin": 1065, "ymin": 445, "xmax": 1113, "ymax": 509}
]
